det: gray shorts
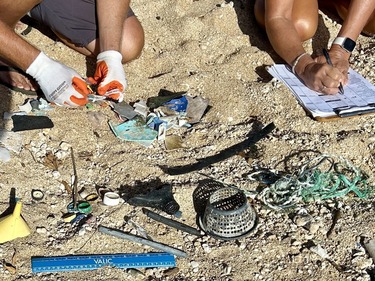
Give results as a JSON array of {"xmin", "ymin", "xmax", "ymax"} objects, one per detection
[{"xmin": 29, "ymin": 0, "xmax": 134, "ymax": 47}]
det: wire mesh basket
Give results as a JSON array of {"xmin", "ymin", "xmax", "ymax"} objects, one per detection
[
  {"xmin": 192, "ymin": 179, "xmax": 225, "ymax": 216},
  {"xmin": 199, "ymin": 186, "xmax": 257, "ymax": 240}
]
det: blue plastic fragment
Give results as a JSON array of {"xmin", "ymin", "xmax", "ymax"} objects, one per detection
[
  {"xmin": 147, "ymin": 115, "xmax": 168, "ymax": 131},
  {"xmin": 109, "ymin": 118, "xmax": 158, "ymax": 147},
  {"xmin": 163, "ymin": 96, "xmax": 188, "ymax": 112}
]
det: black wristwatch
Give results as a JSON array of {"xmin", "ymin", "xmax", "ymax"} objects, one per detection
[{"xmin": 332, "ymin": 37, "xmax": 356, "ymax": 53}]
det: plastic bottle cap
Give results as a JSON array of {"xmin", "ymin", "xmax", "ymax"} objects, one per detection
[
  {"xmin": 77, "ymin": 202, "xmax": 92, "ymax": 214},
  {"xmin": 31, "ymin": 189, "xmax": 44, "ymax": 201},
  {"xmin": 62, "ymin": 212, "xmax": 76, "ymax": 223},
  {"xmin": 103, "ymin": 192, "xmax": 121, "ymax": 206},
  {"xmin": 85, "ymin": 193, "xmax": 99, "ymax": 202}
]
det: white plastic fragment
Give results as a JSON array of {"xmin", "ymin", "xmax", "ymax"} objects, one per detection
[
  {"xmin": 18, "ymin": 100, "xmax": 33, "ymax": 113},
  {"xmin": 3, "ymin": 111, "xmax": 27, "ymax": 120},
  {"xmin": 310, "ymin": 244, "xmax": 330, "ymax": 259},
  {"xmin": 133, "ymin": 100, "xmax": 148, "ymax": 118},
  {"xmin": 0, "ymin": 147, "xmax": 11, "ymax": 162}
]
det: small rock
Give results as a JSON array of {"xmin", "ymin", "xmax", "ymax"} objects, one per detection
[
  {"xmin": 55, "ymin": 150, "xmax": 68, "ymax": 159},
  {"xmin": 78, "ymin": 228, "xmax": 86, "ymax": 236},
  {"xmin": 36, "ymin": 227, "xmax": 47, "ymax": 234},
  {"xmin": 352, "ymin": 256, "xmax": 373, "ymax": 269},
  {"xmin": 163, "ymin": 267, "xmax": 179, "ymax": 277},
  {"xmin": 222, "ymin": 265, "xmax": 232, "ymax": 275},
  {"xmin": 201, "ymin": 243, "xmax": 212, "ymax": 253},
  {"xmin": 291, "ymin": 240, "xmax": 301, "ymax": 246},
  {"xmin": 238, "ymin": 242, "xmax": 247, "ymax": 250},
  {"xmin": 293, "ymin": 209, "xmax": 313, "ymax": 227},
  {"xmin": 190, "ymin": 261, "xmax": 199, "ymax": 269},
  {"xmin": 52, "ymin": 170, "xmax": 61, "ymax": 179},
  {"xmin": 308, "ymin": 222, "xmax": 320, "ymax": 234},
  {"xmin": 127, "ymin": 268, "xmax": 145, "ymax": 277},
  {"xmin": 59, "ymin": 142, "xmax": 71, "ymax": 151}
]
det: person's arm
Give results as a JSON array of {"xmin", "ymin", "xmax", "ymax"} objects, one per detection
[
  {"xmin": 327, "ymin": 0, "xmax": 375, "ymax": 77},
  {"xmin": 338, "ymin": 0, "xmax": 375, "ymax": 39},
  {"xmin": 89, "ymin": 0, "xmax": 130, "ymax": 102},
  {"xmin": 264, "ymin": 0, "xmax": 313, "ymax": 68},
  {"xmin": 96, "ymin": 0, "xmax": 130, "ymax": 53},
  {"xmin": 0, "ymin": 21, "xmax": 39, "ymax": 70},
  {"xmin": 0, "ymin": 21, "xmax": 90, "ymax": 106},
  {"xmin": 264, "ymin": 0, "xmax": 343, "ymax": 94}
]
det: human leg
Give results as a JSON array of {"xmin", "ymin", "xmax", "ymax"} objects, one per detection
[
  {"xmin": 0, "ymin": 0, "xmax": 42, "ymax": 91},
  {"xmin": 30, "ymin": 0, "xmax": 144, "ymax": 63},
  {"xmin": 319, "ymin": 0, "xmax": 375, "ymax": 35},
  {"xmin": 0, "ymin": 0, "xmax": 41, "ymax": 28},
  {"xmin": 254, "ymin": 0, "xmax": 319, "ymax": 41},
  {"xmin": 66, "ymin": 15, "xmax": 144, "ymax": 63}
]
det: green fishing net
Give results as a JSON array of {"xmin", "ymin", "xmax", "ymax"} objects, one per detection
[{"xmin": 259, "ymin": 154, "xmax": 373, "ymax": 210}]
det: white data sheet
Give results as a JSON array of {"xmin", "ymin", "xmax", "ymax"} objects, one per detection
[{"xmin": 268, "ymin": 64, "xmax": 375, "ymax": 120}]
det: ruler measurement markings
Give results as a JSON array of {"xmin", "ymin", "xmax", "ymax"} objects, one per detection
[{"xmin": 32, "ymin": 253, "xmax": 176, "ymax": 273}]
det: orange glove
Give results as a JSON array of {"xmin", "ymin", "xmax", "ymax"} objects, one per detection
[
  {"xmin": 71, "ymin": 77, "xmax": 92, "ymax": 105},
  {"xmin": 26, "ymin": 52, "xmax": 91, "ymax": 106},
  {"xmin": 88, "ymin": 50, "xmax": 126, "ymax": 102}
]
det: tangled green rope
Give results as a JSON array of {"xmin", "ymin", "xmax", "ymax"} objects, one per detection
[{"xmin": 258, "ymin": 154, "xmax": 373, "ymax": 210}]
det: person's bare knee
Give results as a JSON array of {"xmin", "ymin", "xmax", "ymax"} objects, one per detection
[
  {"xmin": 84, "ymin": 16, "xmax": 144, "ymax": 63},
  {"xmin": 294, "ymin": 16, "xmax": 318, "ymax": 41},
  {"xmin": 120, "ymin": 16, "xmax": 144, "ymax": 63},
  {"xmin": 293, "ymin": 0, "xmax": 319, "ymax": 41},
  {"xmin": 54, "ymin": 15, "xmax": 144, "ymax": 64},
  {"xmin": 0, "ymin": 0, "xmax": 42, "ymax": 26}
]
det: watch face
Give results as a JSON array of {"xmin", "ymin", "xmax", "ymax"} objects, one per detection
[{"xmin": 343, "ymin": 38, "xmax": 356, "ymax": 52}]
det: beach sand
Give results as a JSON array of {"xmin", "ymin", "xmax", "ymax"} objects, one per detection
[{"xmin": 0, "ymin": 1, "xmax": 374, "ymax": 280}]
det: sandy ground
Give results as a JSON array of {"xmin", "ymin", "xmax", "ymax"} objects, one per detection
[{"xmin": 0, "ymin": 0, "xmax": 375, "ymax": 280}]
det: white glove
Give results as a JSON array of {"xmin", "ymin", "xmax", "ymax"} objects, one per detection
[
  {"xmin": 26, "ymin": 52, "xmax": 90, "ymax": 106},
  {"xmin": 88, "ymin": 50, "xmax": 127, "ymax": 102}
]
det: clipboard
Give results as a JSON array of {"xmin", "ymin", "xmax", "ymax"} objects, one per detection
[{"xmin": 267, "ymin": 64, "xmax": 375, "ymax": 121}]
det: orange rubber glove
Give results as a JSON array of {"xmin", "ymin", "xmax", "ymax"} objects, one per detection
[
  {"xmin": 26, "ymin": 52, "xmax": 90, "ymax": 106},
  {"xmin": 88, "ymin": 50, "xmax": 126, "ymax": 102}
]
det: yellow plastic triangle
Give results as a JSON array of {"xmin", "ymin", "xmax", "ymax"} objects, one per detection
[{"xmin": 0, "ymin": 201, "xmax": 31, "ymax": 243}]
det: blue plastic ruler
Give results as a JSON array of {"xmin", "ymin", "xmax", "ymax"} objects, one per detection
[{"xmin": 31, "ymin": 252, "xmax": 176, "ymax": 273}]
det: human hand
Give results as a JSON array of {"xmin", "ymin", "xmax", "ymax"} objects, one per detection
[
  {"xmin": 300, "ymin": 61, "xmax": 345, "ymax": 95},
  {"xmin": 26, "ymin": 52, "xmax": 91, "ymax": 106},
  {"xmin": 88, "ymin": 50, "xmax": 126, "ymax": 102},
  {"xmin": 324, "ymin": 45, "xmax": 350, "ymax": 84}
]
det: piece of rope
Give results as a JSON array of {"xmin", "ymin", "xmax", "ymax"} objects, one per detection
[{"xmin": 257, "ymin": 154, "xmax": 372, "ymax": 210}]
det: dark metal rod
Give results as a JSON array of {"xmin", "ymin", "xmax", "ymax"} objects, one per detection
[
  {"xmin": 142, "ymin": 208, "xmax": 202, "ymax": 237},
  {"xmin": 71, "ymin": 147, "xmax": 78, "ymax": 209},
  {"xmin": 98, "ymin": 225, "xmax": 188, "ymax": 258}
]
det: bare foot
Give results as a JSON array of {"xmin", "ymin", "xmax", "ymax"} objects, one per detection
[
  {"xmin": 0, "ymin": 62, "xmax": 37, "ymax": 91},
  {"xmin": 15, "ymin": 22, "xmax": 27, "ymax": 32}
]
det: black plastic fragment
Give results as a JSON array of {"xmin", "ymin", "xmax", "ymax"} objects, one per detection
[{"xmin": 12, "ymin": 115, "xmax": 54, "ymax": 132}]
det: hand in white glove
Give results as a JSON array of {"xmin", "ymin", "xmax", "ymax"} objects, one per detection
[
  {"xmin": 88, "ymin": 50, "xmax": 127, "ymax": 102},
  {"xmin": 26, "ymin": 52, "xmax": 91, "ymax": 106}
]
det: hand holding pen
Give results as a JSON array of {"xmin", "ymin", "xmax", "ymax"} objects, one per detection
[{"xmin": 322, "ymin": 48, "xmax": 345, "ymax": 95}]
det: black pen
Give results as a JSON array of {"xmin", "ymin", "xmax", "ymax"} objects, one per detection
[{"xmin": 322, "ymin": 48, "xmax": 344, "ymax": 95}]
